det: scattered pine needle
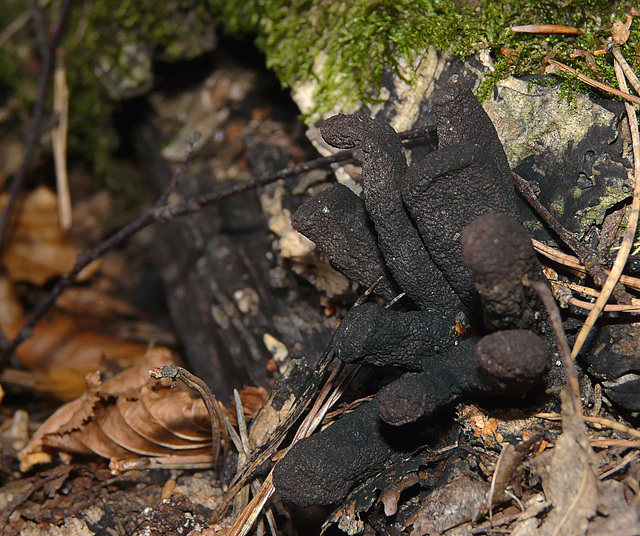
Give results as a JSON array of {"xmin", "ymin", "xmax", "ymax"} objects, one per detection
[
  {"xmin": 227, "ymin": 361, "xmax": 359, "ymax": 536},
  {"xmin": 590, "ymin": 439, "xmax": 640, "ymax": 449},
  {"xmin": 548, "ymin": 59, "xmax": 640, "ymax": 105},
  {"xmin": 512, "ymin": 24, "xmax": 583, "ymax": 35},
  {"xmin": 571, "ymin": 44, "xmax": 640, "ymax": 358},
  {"xmin": 536, "ymin": 413, "xmax": 640, "ymax": 439},
  {"xmin": 533, "ymin": 240, "xmax": 640, "ymax": 292},
  {"xmin": 609, "ymin": 45, "xmax": 640, "ymax": 94},
  {"xmin": 568, "ymin": 298, "xmax": 640, "ymax": 313}
]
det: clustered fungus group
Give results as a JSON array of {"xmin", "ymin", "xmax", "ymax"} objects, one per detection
[{"xmin": 273, "ymin": 77, "xmax": 551, "ymax": 507}]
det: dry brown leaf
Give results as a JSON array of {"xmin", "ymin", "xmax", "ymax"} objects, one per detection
[
  {"xmin": 612, "ymin": 15, "xmax": 632, "ymax": 46},
  {"xmin": 229, "ymin": 385, "xmax": 269, "ymax": 420},
  {"xmin": 0, "ymin": 185, "xmax": 98, "ymax": 285},
  {"xmin": 55, "ymin": 286, "xmax": 141, "ymax": 318},
  {"xmin": 19, "ymin": 348, "xmax": 214, "ymax": 471},
  {"xmin": 2, "ymin": 310, "xmax": 151, "ymax": 400},
  {"xmin": 537, "ymin": 390, "xmax": 600, "ymax": 536},
  {"xmin": 0, "ymin": 275, "xmax": 24, "ymax": 327},
  {"xmin": 140, "ymin": 384, "xmax": 212, "ymax": 438},
  {"xmin": 99, "ymin": 397, "xmax": 212, "ymax": 457},
  {"xmin": 489, "ymin": 434, "xmax": 541, "ymax": 508},
  {"xmin": 19, "ymin": 348, "xmax": 268, "ymax": 472},
  {"xmin": 116, "ymin": 392, "xmax": 209, "ymax": 448}
]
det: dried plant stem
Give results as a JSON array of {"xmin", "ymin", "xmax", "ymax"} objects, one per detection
[
  {"xmin": 225, "ymin": 396, "xmax": 277, "ymax": 536},
  {"xmin": 571, "ymin": 47, "xmax": 640, "ymax": 358},
  {"xmin": 227, "ymin": 473, "xmax": 275, "ymax": 536},
  {"xmin": 0, "ymin": 0, "xmax": 72, "ymax": 353},
  {"xmin": 52, "ymin": 50, "xmax": 71, "ymax": 230},
  {"xmin": 227, "ymin": 360, "xmax": 360, "ymax": 536},
  {"xmin": 548, "ymin": 59, "xmax": 640, "ymax": 105},
  {"xmin": 149, "ymin": 365, "xmax": 229, "ymax": 469},
  {"xmin": 230, "ymin": 390, "xmax": 251, "ymax": 521}
]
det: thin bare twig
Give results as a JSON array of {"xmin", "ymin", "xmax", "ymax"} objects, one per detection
[
  {"xmin": 0, "ymin": 144, "xmax": 195, "ymax": 366},
  {"xmin": 0, "ymin": 0, "xmax": 53, "ymax": 48},
  {"xmin": 512, "ymin": 172, "xmax": 633, "ymax": 304},
  {"xmin": 571, "ymin": 44, "xmax": 640, "ymax": 358},
  {"xmin": 526, "ymin": 280, "xmax": 581, "ymax": 413}
]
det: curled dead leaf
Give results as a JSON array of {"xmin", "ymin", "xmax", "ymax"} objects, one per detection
[
  {"xmin": 19, "ymin": 348, "xmax": 268, "ymax": 472},
  {"xmin": 18, "ymin": 348, "xmax": 209, "ymax": 471},
  {"xmin": 612, "ymin": 15, "xmax": 632, "ymax": 46},
  {"xmin": 2, "ymin": 310, "xmax": 152, "ymax": 400}
]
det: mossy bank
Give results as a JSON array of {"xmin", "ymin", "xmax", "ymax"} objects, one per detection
[{"xmin": 1, "ymin": 0, "xmax": 637, "ymax": 176}]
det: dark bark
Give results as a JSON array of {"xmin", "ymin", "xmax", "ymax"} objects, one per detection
[{"xmin": 135, "ymin": 125, "xmax": 334, "ymax": 399}]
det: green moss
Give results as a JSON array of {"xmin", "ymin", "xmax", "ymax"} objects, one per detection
[
  {"xmin": 578, "ymin": 187, "xmax": 631, "ymax": 231},
  {"xmin": 2, "ymin": 0, "xmax": 638, "ymax": 179},
  {"xmin": 1, "ymin": 0, "xmax": 215, "ymax": 180},
  {"xmin": 211, "ymin": 0, "xmax": 638, "ymax": 119}
]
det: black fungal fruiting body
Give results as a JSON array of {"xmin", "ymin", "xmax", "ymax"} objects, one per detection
[{"xmin": 273, "ymin": 77, "xmax": 550, "ymax": 507}]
